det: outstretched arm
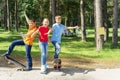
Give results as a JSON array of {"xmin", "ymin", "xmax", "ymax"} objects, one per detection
[
  {"xmin": 66, "ymin": 26, "xmax": 79, "ymax": 30},
  {"xmin": 31, "ymin": 29, "xmax": 39, "ymax": 38},
  {"xmin": 21, "ymin": 28, "xmax": 37, "ymax": 39},
  {"xmin": 24, "ymin": 11, "xmax": 31, "ymax": 24}
]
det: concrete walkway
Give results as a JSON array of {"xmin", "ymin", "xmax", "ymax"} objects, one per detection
[{"xmin": 0, "ymin": 67, "xmax": 120, "ymax": 80}]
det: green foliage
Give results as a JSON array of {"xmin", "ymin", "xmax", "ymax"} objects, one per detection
[
  {"xmin": 18, "ymin": 0, "xmax": 40, "ymax": 24},
  {"xmin": 1, "ymin": 0, "xmax": 119, "ymax": 29}
]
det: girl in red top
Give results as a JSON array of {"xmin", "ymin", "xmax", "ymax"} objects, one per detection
[{"xmin": 32, "ymin": 18, "xmax": 49, "ymax": 74}]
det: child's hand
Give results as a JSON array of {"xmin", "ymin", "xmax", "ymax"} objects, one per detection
[
  {"xmin": 22, "ymin": 34, "xmax": 26, "ymax": 40},
  {"xmin": 44, "ymin": 33, "xmax": 48, "ymax": 35},
  {"xmin": 20, "ymin": 32, "xmax": 26, "ymax": 40},
  {"xmin": 75, "ymin": 26, "xmax": 79, "ymax": 29}
]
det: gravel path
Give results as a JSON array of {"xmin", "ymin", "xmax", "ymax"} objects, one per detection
[{"xmin": 0, "ymin": 67, "xmax": 120, "ymax": 80}]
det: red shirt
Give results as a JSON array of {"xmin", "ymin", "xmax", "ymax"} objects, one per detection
[{"xmin": 38, "ymin": 26, "xmax": 49, "ymax": 42}]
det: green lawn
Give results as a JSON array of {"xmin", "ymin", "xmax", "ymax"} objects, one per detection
[{"xmin": 0, "ymin": 27, "xmax": 120, "ymax": 61}]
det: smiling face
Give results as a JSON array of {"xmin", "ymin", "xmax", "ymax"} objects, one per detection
[
  {"xmin": 29, "ymin": 20, "xmax": 36, "ymax": 29},
  {"xmin": 42, "ymin": 18, "xmax": 49, "ymax": 26}
]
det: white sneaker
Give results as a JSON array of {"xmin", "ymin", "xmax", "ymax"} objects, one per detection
[
  {"xmin": 41, "ymin": 65, "xmax": 46, "ymax": 71},
  {"xmin": 45, "ymin": 64, "xmax": 49, "ymax": 68},
  {"xmin": 41, "ymin": 65, "xmax": 47, "ymax": 74}
]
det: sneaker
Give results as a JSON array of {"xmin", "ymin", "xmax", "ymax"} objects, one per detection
[
  {"xmin": 41, "ymin": 65, "xmax": 47, "ymax": 74},
  {"xmin": 1, "ymin": 52, "xmax": 10, "ymax": 57},
  {"xmin": 40, "ymin": 70, "xmax": 47, "ymax": 74},
  {"xmin": 23, "ymin": 67, "xmax": 32, "ymax": 71},
  {"xmin": 45, "ymin": 64, "xmax": 49, "ymax": 68},
  {"xmin": 53, "ymin": 59, "xmax": 62, "ymax": 70}
]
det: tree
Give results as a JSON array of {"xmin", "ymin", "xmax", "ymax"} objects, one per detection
[
  {"xmin": 80, "ymin": 0, "xmax": 86, "ymax": 41},
  {"xmin": 15, "ymin": 0, "xmax": 18, "ymax": 32},
  {"xmin": 4, "ymin": 0, "xmax": 7, "ymax": 30},
  {"xmin": 103, "ymin": 0, "xmax": 109, "ymax": 41},
  {"xmin": 55, "ymin": 0, "xmax": 59, "ymax": 15},
  {"xmin": 50, "ymin": 0, "xmax": 56, "ymax": 24},
  {"xmin": 94, "ymin": 0, "xmax": 104, "ymax": 50},
  {"xmin": 112, "ymin": 0, "xmax": 118, "ymax": 45},
  {"xmin": 38, "ymin": 0, "xmax": 43, "ymax": 24},
  {"xmin": 7, "ymin": 0, "xmax": 10, "ymax": 31}
]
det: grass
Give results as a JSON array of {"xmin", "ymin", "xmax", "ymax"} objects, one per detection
[{"xmin": 0, "ymin": 27, "xmax": 120, "ymax": 61}]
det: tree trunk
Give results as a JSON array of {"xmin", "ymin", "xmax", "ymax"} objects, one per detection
[
  {"xmin": 50, "ymin": 0, "xmax": 56, "ymax": 24},
  {"xmin": 6, "ymin": 0, "xmax": 10, "ymax": 31},
  {"xmin": 15, "ymin": 0, "xmax": 18, "ymax": 32},
  {"xmin": 38, "ymin": 0, "xmax": 43, "ymax": 24},
  {"xmin": 89, "ymin": 13, "xmax": 92, "ymax": 27},
  {"xmin": 95, "ymin": 0, "xmax": 104, "ymax": 50},
  {"xmin": 55, "ymin": 0, "xmax": 59, "ymax": 15},
  {"xmin": 80, "ymin": 0, "xmax": 86, "ymax": 41},
  {"xmin": 112, "ymin": 0, "xmax": 118, "ymax": 45},
  {"xmin": 4, "ymin": 0, "xmax": 7, "ymax": 30},
  {"xmin": 103, "ymin": 0, "xmax": 109, "ymax": 41}
]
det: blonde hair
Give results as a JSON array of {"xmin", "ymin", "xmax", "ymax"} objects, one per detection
[
  {"xmin": 43, "ymin": 18, "xmax": 49, "ymax": 21},
  {"xmin": 55, "ymin": 16, "xmax": 61, "ymax": 19},
  {"xmin": 42, "ymin": 18, "xmax": 49, "ymax": 23}
]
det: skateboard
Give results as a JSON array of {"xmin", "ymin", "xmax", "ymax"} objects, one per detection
[
  {"xmin": 53, "ymin": 59, "xmax": 62, "ymax": 71},
  {"xmin": 5, "ymin": 56, "xmax": 26, "ymax": 71}
]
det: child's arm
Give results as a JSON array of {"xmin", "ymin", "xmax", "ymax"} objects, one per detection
[
  {"xmin": 24, "ymin": 11, "xmax": 31, "ymax": 25},
  {"xmin": 48, "ymin": 28, "xmax": 53, "ymax": 34},
  {"xmin": 66, "ymin": 26, "xmax": 79, "ymax": 30},
  {"xmin": 44, "ymin": 28, "xmax": 53, "ymax": 35},
  {"xmin": 22, "ymin": 29, "xmax": 37, "ymax": 39},
  {"xmin": 31, "ymin": 29, "xmax": 39, "ymax": 38}
]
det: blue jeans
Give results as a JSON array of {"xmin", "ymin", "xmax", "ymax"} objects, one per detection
[
  {"xmin": 39, "ymin": 42, "xmax": 48, "ymax": 68},
  {"xmin": 7, "ymin": 40, "xmax": 32, "ymax": 68},
  {"xmin": 52, "ymin": 41, "xmax": 60, "ymax": 59}
]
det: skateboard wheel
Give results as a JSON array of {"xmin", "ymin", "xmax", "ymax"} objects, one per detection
[
  {"xmin": 54, "ymin": 64, "xmax": 57, "ymax": 69},
  {"xmin": 8, "ymin": 61, "xmax": 11, "ymax": 64},
  {"xmin": 58, "ymin": 65, "xmax": 61, "ymax": 69},
  {"xmin": 17, "ymin": 69, "xmax": 24, "ymax": 71}
]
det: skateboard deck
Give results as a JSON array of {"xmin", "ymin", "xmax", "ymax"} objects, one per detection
[
  {"xmin": 53, "ymin": 59, "xmax": 62, "ymax": 71},
  {"xmin": 5, "ymin": 56, "xmax": 26, "ymax": 70}
]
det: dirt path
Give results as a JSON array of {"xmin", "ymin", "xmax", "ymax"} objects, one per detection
[
  {"xmin": 0, "ymin": 56, "xmax": 120, "ymax": 80},
  {"xmin": 0, "ymin": 56, "xmax": 120, "ymax": 69}
]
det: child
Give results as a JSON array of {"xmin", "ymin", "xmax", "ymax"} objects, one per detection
[
  {"xmin": 50, "ymin": 16, "xmax": 78, "ymax": 68},
  {"xmin": 32, "ymin": 18, "xmax": 50, "ymax": 74},
  {"xmin": 2, "ymin": 12, "xmax": 37, "ymax": 71}
]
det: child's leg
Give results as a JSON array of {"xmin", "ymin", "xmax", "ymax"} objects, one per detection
[
  {"xmin": 45, "ymin": 42, "xmax": 48, "ymax": 68},
  {"xmin": 7, "ymin": 40, "xmax": 25, "ymax": 55},
  {"xmin": 25, "ymin": 44, "xmax": 32, "ymax": 69},
  {"xmin": 52, "ymin": 41, "xmax": 60, "ymax": 59},
  {"xmin": 39, "ymin": 42, "xmax": 48, "ymax": 71}
]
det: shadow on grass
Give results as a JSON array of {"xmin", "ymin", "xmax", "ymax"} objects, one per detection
[
  {"xmin": 60, "ymin": 51, "xmax": 103, "ymax": 60},
  {"xmin": 62, "ymin": 36, "xmax": 120, "ymax": 49},
  {"xmin": 61, "ymin": 36, "xmax": 95, "ymax": 48},
  {"xmin": 62, "ymin": 36, "xmax": 95, "ymax": 42},
  {"xmin": 104, "ymin": 37, "xmax": 120, "ymax": 49}
]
